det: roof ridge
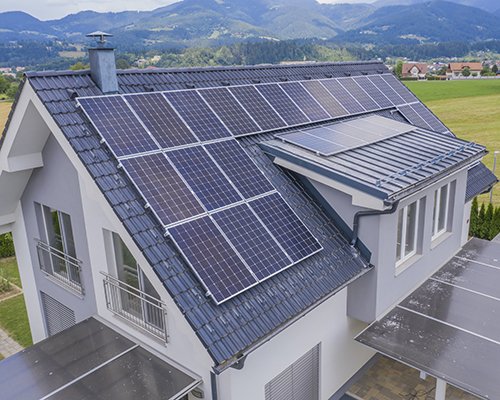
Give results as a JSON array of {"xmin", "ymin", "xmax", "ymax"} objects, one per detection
[{"xmin": 25, "ymin": 60, "xmax": 386, "ymax": 79}]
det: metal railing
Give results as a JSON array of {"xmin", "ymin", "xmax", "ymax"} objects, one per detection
[
  {"xmin": 36, "ymin": 241, "xmax": 84, "ymax": 295},
  {"xmin": 102, "ymin": 273, "xmax": 168, "ymax": 342}
]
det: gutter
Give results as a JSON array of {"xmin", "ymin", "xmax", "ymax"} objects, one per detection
[{"xmin": 351, "ymin": 199, "xmax": 399, "ymax": 247}]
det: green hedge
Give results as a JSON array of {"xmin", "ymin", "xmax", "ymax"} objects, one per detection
[
  {"xmin": 0, "ymin": 233, "xmax": 15, "ymax": 258},
  {"xmin": 469, "ymin": 197, "xmax": 500, "ymax": 240}
]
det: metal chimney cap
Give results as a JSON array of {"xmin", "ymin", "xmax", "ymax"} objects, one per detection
[{"xmin": 86, "ymin": 31, "xmax": 113, "ymax": 46}]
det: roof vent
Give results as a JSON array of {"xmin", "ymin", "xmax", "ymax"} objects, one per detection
[
  {"xmin": 251, "ymin": 79, "xmax": 261, "ymax": 84},
  {"xmin": 86, "ymin": 31, "xmax": 119, "ymax": 94},
  {"xmin": 325, "ymin": 74, "xmax": 333, "ymax": 78},
  {"xmin": 185, "ymin": 83, "xmax": 196, "ymax": 89},
  {"xmin": 220, "ymin": 81, "xmax": 231, "ymax": 86},
  {"xmin": 280, "ymin": 77, "xmax": 289, "ymax": 82},
  {"xmin": 344, "ymin": 72, "xmax": 352, "ymax": 77}
]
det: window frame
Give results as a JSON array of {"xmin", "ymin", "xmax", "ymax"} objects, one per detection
[
  {"xmin": 432, "ymin": 183, "xmax": 451, "ymax": 240},
  {"xmin": 396, "ymin": 199, "xmax": 421, "ymax": 266}
]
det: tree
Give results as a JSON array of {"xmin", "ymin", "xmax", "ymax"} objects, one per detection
[
  {"xmin": 395, "ymin": 60, "xmax": 403, "ymax": 78},
  {"xmin": 469, "ymin": 197, "xmax": 479, "ymax": 237},
  {"xmin": 462, "ymin": 66, "xmax": 471, "ymax": 77},
  {"xmin": 493, "ymin": 64, "xmax": 499, "ymax": 74},
  {"xmin": 478, "ymin": 203, "xmax": 486, "ymax": 238},
  {"xmin": 481, "ymin": 65, "xmax": 490, "ymax": 76},
  {"xmin": 0, "ymin": 75, "xmax": 9, "ymax": 94},
  {"xmin": 6, "ymin": 82, "xmax": 19, "ymax": 99},
  {"xmin": 116, "ymin": 59, "xmax": 131, "ymax": 69},
  {"xmin": 485, "ymin": 203, "xmax": 494, "ymax": 239},
  {"xmin": 69, "ymin": 62, "xmax": 88, "ymax": 71}
]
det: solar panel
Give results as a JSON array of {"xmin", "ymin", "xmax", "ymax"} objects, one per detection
[
  {"xmin": 367, "ymin": 75, "xmax": 406, "ymax": 106},
  {"xmin": 229, "ymin": 86, "xmax": 286, "ymax": 131},
  {"xmin": 381, "ymin": 74, "xmax": 418, "ymax": 104},
  {"xmin": 279, "ymin": 82, "xmax": 330, "ymax": 122},
  {"xmin": 353, "ymin": 76, "xmax": 393, "ymax": 109},
  {"xmin": 169, "ymin": 216, "xmax": 257, "ymax": 304},
  {"xmin": 124, "ymin": 93, "xmax": 198, "ymax": 148},
  {"xmin": 320, "ymin": 79, "xmax": 365, "ymax": 114},
  {"xmin": 301, "ymin": 80, "xmax": 348, "ymax": 118},
  {"xmin": 278, "ymin": 131, "xmax": 347, "ymax": 156},
  {"xmin": 212, "ymin": 204, "xmax": 291, "ymax": 280},
  {"xmin": 78, "ymin": 96, "xmax": 158, "ymax": 157},
  {"xmin": 397, "ymin": 104, "xmax": 432, "ymax": 130},
  {"xmin": 121, "ymin": 153, "xmax": 204, "ymax": 226},
  {"xmin": 409, "ymin": 103, "xmax": 449, "ymax": 133},
  {"xmin": 337, "ymin": 78, "xmax": 379, "ymax": 111},
  {"xmin": 199, "ymin": 87, "xmax": 261, "ymax": 136},
  {"xmin": 163, "ymin": 90, "xmax": 231, "ymax": 141},
  {"xmin": 166, "ymin": 146, "xmax": 242, "ymax": 211},
  {"xmin": 255, "ymin": 84, "xmax": 310, "ymax": 126},
  {"xmin": 250, "ymin": 193, "xmax": 322, "ymax": 263},
  {"xmin": 306, "ymin": 125, "xmax": 366, "ymax": 147},
  {"xmin": 205, "ymin": 140, "xmax": 275, "ymax": 199}
]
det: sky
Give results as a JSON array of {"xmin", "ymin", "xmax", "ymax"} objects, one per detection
[{"xmin": 1, "ymin": 0, "xmax": 375, "ymax": 21}]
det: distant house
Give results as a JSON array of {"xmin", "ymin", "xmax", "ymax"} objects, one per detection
[
  {"xmin": 402, "ymin": 62, "xmax": 427, "ymax": 79},
  {"xmin": 447, "ymin": 62, "xmax": 482, "ymax": 79},
  {"xmin": 0, "ymin": 39, "xmax": 498, "ymax": 400}
]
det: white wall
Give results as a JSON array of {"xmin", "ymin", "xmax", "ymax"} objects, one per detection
[{"xmin": 217, "ymin": 287, "xmax": 374, "ymax": 400}]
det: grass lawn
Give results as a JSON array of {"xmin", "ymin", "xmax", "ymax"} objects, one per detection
[
  {"xmin": 0, "ymin": 257, "xmax": 21, "ymax": 288},
  {"xmin": 405, "ymin": 80, "xmax": 500, "ymax": 205},
  {"xmin": 0, "ymin": 102, "xmax": 11, "ymax": 133},
  {"xmin": 0, "ymin": 294, "xmax": 33, "ymax": 348}
]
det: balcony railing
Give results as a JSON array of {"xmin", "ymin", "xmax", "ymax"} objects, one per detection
[
  {"xmin": 36, "ymin": 241, "xmax": 84, "ymax": 295},
  {"xmin": 102, "ymin": 273, "xmax": 168, "ymax": 342}
]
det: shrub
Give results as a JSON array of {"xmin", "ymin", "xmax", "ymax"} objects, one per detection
[
  {"xmin": 0, "ymin": 233, "xmax": 15, "ymax": 258},
  {"xmin": 469, "ymin": 198, "xmax": 500, "ymax": 240}
]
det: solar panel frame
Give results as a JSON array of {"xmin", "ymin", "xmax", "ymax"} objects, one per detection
[
  {"xmin": 367, "ymin": 75, "xmax": 406, "ymax": 106},
  {"xmin": 166, "ymin": 146, "xmax": 243, "ymax": 211},
  {"xmin": 409, "ymin": 103, "xmax": 449, "ymax": 133},
  {"xmin": 169, "ymin": 216, "xmax": 258, "ymax": 304},
  {"xmin": 120, "ymin": 153, "xmax": 205, "ymax": 226},
  {"xmin": 397, "ymin": 104, "xmax": 433, "ymax": 131},
  {"xmin": 78, "ymin": 96, "xmax": 159, "ymax": 158},
  {"xmin": 277, "ymin": 131, "xmax": 347, "ymax": 156},
  {"xmin": 279, "ymin": 81, "xmax": 330, "ymax": 122},
  {"xmin": 124, "ymin": 93, "xmax": 199, "ymax": 148},
  {"xmin": 353, "ymin": 76, "xmax": 393, "ymax": 109},
  {"xmin": 228, "ymin": 85, "xmax": 287, "ymax": 131},
  {"xmin": 204, "ymin": 140, "xmax": 275, "ymax": 199},
  {"xmin": 381, "ymin": 74, "xmax": 418, "ymax": 104},
  {"xmin": 199, "ymin": 87, "xmax": 261, "ymax": 136},
  {"xmin": 212, "ymin": 204, "xmax": 292, "ymax": 280},
  {"xmin": 162, "ymin": 90, "xmax": 232, "ymax": 141},
  {"xmin": 337, "ymin": 77, "xmax": 379, "ymax": 111},
  {"xmin": 301, "ymin": 80, "xmax": 348, "ymax": 118},
  {"xmin": 319, "ymin": 79, "xmax": 365, "ymax": 114},
  {"xmin": 250, "ymin": 193, "xmax": 323, "ymax": 263}
]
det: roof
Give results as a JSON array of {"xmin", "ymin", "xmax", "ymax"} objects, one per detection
[
  {"xmin": 466, "ymin": 162, "xmax": 498, "ymax": 202},
  {"xmin": 402, "ymin": 63, "xmax": 427, "ymax": 75},
  {"xmin": 17, "ymin": 62, "xmax": 380, "ymax": 368},
  {"xmin": 356, "ymin": 237, "xmax": 500, "ymax": 399},
  {"xmin": 0, "ymin": 317, "xmax": 200, "ymax": 399},
  {"xmin": 261, "ymin": 115, "xmax": 486, "ymax": 201},
  {"xmin": 448, "ymin": 62, "xmax": 483, "ymax": 71}
]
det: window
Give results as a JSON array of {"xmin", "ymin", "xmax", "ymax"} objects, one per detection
[
  {"xmin": 396, "ymin": 200, "xmax": 421, "ymax": 264},
  {"xmin": 111, "ymin": 233, "xmax": 164, "ymax": 331},
  {"xmin": 432, "ymin": 183, "xmax": 451, "ymax": 239},
  {"xmin": 36, "ymin": 204, "xmax": 82, "ymax": 293}
]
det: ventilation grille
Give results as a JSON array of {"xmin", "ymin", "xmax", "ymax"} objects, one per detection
[
  {"xmin": 265, "ymin": 344, "xmax": 320, "ymax": 400},
  {"xmin": 41, "ymin": 292, "xmax": 76, "ymax": 336}
]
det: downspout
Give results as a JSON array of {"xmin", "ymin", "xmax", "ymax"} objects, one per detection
[{"xmin": 351, "ymin": 199, "xmax": 399, "ymax": 247}]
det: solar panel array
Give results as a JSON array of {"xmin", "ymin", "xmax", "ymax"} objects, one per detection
[
  {"xmin": 277, "ymin": 115, "xmax": 415, "ymax": 156},
  {"xmin": 78, "ymin": 72, "xmax": 447, "ymax": 304}
]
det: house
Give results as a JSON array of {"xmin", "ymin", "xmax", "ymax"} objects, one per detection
[
  {"xmin": 446, "ymin": 62, "xmax": 483, "ymax": 79},
  {"xmin": 402, "ymin": 62, "xmax": 427, "ymax": 79},
  {"xmin": 0, "ymin": 38, "xmax": 498, "ymax": 400}
]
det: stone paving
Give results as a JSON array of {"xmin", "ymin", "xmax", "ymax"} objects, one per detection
[
  {"xmin": 347, "ymin": 356, "xmax": 479, "ymax": 400},
  {"xmin": 0, "ymin": 323, "xmax": 23, "ymax": 358}
]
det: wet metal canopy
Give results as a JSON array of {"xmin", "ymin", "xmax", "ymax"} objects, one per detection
[
  {"xmin": 0, "ymin": 318, "xmax": 200, "ymax": 400},
  {"xmin": 356, "ymin": 238, "xmax": 500, "ymax": 399}
]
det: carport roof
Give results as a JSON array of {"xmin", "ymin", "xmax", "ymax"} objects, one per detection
[
  {"xmin": 0, "ymin": 317, "xmax": 200, "ymax": 400},
  {"xmin": 356, "ymin": 238, "xmax": 500, "ymax": 400}
]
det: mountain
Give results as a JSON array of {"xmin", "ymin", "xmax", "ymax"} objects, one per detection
[
  {"xmin": 336, "ymin": 1, "xmax": 500, "ymax": 44},
  {"xmin": 0, "ymin": 0, "xmax": 498, "ymax": 47},
  {"xmin": 374, "ymin": 0, "xmax": 500, "ymax": 13}
]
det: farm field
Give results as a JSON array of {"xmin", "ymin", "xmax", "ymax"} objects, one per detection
[
  {"xmin": 405, "ymin": 79, "xmax": 500, "ymax": 205},
  {"xmin": 0, "ymin": 102, "xmax": 11, "ymax": 133}
]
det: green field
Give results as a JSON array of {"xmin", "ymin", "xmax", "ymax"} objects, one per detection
[
  {"xmin": 0, "ymin": 258, "xmax": 21, "ymax": 288},
  {"xmin": 0, "ymin": 294, "xmax": 33, "ymax": 348},
  {"xmin": 405, "ymin": 80, "xmax": 500, "ymax": 205}
]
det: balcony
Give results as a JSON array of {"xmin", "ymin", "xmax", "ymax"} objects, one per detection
[
  {"xmin": 102, "ymin": 273, "xmax": 168, "ymax": 342},
  {"xmin": 36, "ymin": 240, "xmax": 84, "ymax": 295}
]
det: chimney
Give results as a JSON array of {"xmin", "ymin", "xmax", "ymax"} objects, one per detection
[{"xmin": 86, "ymin": 31, "xmax": 119, "ymax": 94}]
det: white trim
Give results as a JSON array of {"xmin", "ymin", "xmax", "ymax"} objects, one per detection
[
  {"xmin": 432, "ymin": 182, "xmax": 451, "ymax": 240},
  {"xmin": 396, "ymin": 199, "xmax": 421, "ymax": 266}
]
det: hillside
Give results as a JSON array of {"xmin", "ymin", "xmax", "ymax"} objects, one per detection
[
  {"xmin": 374, "ymin": 0, "xmax": 500, "ymax": 12},
  {"xmin": 0, "ymin": 0, "xmax": 498, "ymax": 47}
]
